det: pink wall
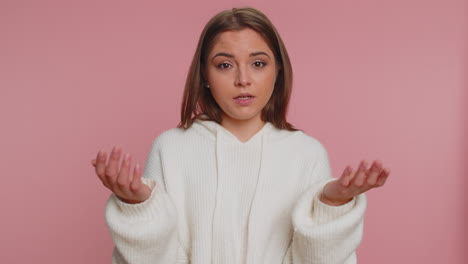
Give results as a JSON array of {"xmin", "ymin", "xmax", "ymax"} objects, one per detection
[{"xmin": 1, "ymin": 0, "xmax": 466, "ymax": 263}]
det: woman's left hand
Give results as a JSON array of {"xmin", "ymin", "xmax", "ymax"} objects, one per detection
[{"xmin": 320, "ymin": 160, "xmax": 390, "ymax": 206}]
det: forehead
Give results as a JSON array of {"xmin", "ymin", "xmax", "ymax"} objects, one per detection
[{"xmin": 209, "ymin": 28, "xmax": 273, "ymax": 56}]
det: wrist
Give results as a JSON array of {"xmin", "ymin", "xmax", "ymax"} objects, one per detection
[
  {"xmin": 117, "ymin": 195, "xmax": 144, "ymax": 204},
  {"xmin": 319, "ymin": 192, "xmax": 353, "ymax": 206}
]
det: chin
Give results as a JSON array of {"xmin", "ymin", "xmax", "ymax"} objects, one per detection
[{"xmin": 224, "ymin": 111, "xmax": 261, "ymax": 122}]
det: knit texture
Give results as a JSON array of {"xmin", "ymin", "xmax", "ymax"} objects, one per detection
[{"xmin": 104, "ymin": 116, "xmax": 367, "ymax": 264}]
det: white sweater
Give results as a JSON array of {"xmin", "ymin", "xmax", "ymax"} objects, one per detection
[{"xmin": 105, "ymin": 115, "xmax": 367, "ymax": 264}]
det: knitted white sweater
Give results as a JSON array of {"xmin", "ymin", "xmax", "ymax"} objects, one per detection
[{"xmin": 105, "ymin": 116, "xmax": 367, "ymax": 264}]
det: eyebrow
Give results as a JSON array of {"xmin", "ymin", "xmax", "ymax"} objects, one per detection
[{"xmin": 211, "ymin": 51, "xmax": 270, "ymax": 61}]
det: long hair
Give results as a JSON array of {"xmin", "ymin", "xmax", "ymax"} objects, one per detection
[{"xmin": 177, "ymin": 7, "xmax": 299, "ymax": 131}]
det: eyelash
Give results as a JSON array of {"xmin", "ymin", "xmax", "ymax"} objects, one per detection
[{"xmin": 216, "ymin": 61, "xmax": 267, "ymax": 70}]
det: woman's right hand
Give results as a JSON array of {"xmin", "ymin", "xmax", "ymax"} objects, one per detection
[{"xmin": 91, "ymin": 146, "xmax": 152, "ymax": 204}]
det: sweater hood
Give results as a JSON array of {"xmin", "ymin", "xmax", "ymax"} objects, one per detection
[{"xmin": 191, "ymin": 114, "xmax": 277, "ymax": 261}]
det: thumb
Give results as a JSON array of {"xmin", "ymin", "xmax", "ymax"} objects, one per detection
[
  {"xmin": 130, "ymin": 164, "xmax": 152, "ymax": 202},
  {"xmin": 130, "ymin": 163, "xmax": 142, "ymax": 192}
]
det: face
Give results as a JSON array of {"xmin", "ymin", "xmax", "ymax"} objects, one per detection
[{"xmin": 204, "ymin": 28, "xmax": 279, "ymax": 125}]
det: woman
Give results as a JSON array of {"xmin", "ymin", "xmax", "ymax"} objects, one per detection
[{"xmin": 92, "ymin": 7, "xmax": 390, "ymax": 264}]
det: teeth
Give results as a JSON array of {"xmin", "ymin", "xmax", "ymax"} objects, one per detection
[{"xmin": 237, "ymin": 96, "xmax": 251, "ymax": 99}]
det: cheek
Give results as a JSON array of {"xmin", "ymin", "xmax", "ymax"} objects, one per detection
[
  {"xmin": 207, "ymin": 70, "xmax": 233, "ymax": 90},
  {"xmin": 208, "ymin": 86, "xmax": 229, "ymax": 107},
  {"xmin": 210, "ymin": 76, "xmax": 228, "ymax": 87},
  {"xmin": 257, "ymin": 70, "xmax": 277, "ymax": 92}
]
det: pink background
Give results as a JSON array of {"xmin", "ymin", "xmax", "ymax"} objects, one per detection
[{"xmin": 1, "ymin": 0, "xmax": 466, "ymax": 263}]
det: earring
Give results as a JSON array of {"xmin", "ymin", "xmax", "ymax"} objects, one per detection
[{"xmin": 205, "ymin": 83, "xmax": 210, "ymax": 89}]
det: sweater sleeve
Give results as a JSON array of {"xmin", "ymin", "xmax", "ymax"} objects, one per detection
[
  {"xmin": 287, "ymin": 143, "xmax": 367, "ymax": 264},
  {"xmin": 104, "ymin": 139, "xmax": 189, "ymax": 264}
]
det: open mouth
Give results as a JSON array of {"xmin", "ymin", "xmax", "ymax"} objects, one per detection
[
  {"xmin": 233, "ymin": 96, "xmax": 255, "ymax": 105},
  {"xmin": 235, "ymin": 96, "xmax": 254, "ymax": 100}
]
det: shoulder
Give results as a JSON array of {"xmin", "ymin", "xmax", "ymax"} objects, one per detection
[
  {"xmin": 296, "ymin": 131, "xmax": 328, "ymax": 153},
  {"xmin": 154, "ymin": 127, "xmax": 185, "ymax": 143},
  {"xmin": 295, "ymin": 131, "xmax": 329, "ymax": 163},
  {"xmin": 151, "ymin": 125, "xmax": 207, "ymax": 150},
  {"xmin": 268, "ymin": 127, "xmax": 328, "ymax": 156}
]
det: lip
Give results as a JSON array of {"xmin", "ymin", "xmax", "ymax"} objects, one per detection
[
  {"xmin": 233, "ymin": 93, "xmax": 254, "ymax": 99},
  {"xmin": 233, "ymin": 95, "xmax": 255, "ymax": 106}
]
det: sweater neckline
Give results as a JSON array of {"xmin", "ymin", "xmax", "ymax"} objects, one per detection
[
  {"xmin": 217, "ymin": 121, "xmax": 273, "ymax": 144},
  {"xmin": 193, "ymin": 114, "xmax": 275, "ymax": 145}
]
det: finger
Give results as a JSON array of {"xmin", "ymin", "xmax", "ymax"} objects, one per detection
[
  {"xmin": 346, "ymin": 167, "xmax": 357, "ymax": 183},
  {"xmin": 95, "ymin": 150, "xmax": 111, "ymax": 188},
  {"xmin": 130, "ymin": 163, "xmax": 142, "ymax": 192},
  {"xmin": 376, "ymin": 168, "xmax": 390, "ymax": 187},
  {"xmin": 116, "ymin": 153, "xmax": 132, "ymax": 193},
  {"xmin": 366, "ymin": 160, "xmax": 382, "ymax": 186},
  {"xmin": 95, "ymin": 150, "xmax": 107, "ymax": 179},
  {"xmin": 105, "ymin": 146, "xmax": 123, "ymax": 186},
  {"xmin": 339, "ymin": 166, "xmax": 353, "ymax": 187},
  {"xmin": 351, "ymin": 160, "xmax": 368, "ymax": 188}
]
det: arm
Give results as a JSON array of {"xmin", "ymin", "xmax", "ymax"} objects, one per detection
[
  {"xmin": 104, "ymin": 140, "xmax": 189, "ymax": 264},
  {"xmin": 286, "ymin": 144, "xmax": 367, "ymax": 264},
  {"xmin": 290, "ymin": 178, "xmax": 366, "ymax": 264}
]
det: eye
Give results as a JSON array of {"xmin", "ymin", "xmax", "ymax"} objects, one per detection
[
  {"xmin": 216, "ymin": 63, "xmax": 232, "ymax": 69},
  {"xmin": 253, "ymin": 61, "xmax": 267, "ymax": 68}
]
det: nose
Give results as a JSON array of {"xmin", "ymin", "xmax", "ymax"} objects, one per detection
[{"xmin": 234, "ymin": 65, "xmax": 251, "ymax": 87}]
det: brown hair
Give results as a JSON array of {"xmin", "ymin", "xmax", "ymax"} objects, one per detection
[{"xmin": 177, "ymin": 7, "xmax": 299, "ymax": 131}]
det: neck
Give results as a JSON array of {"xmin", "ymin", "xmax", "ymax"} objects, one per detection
[{"xmin": 220, "ymin": 113, "xmax": 266, "ymax": 143}]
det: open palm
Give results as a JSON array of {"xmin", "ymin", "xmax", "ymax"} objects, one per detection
[
  {"xmin": 321, "ymin": 160, "xmax": 390, "ymax": 206},
  {"xmin": 91, "ymin": 146, "xmax": 152, "ymax": 204}
]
